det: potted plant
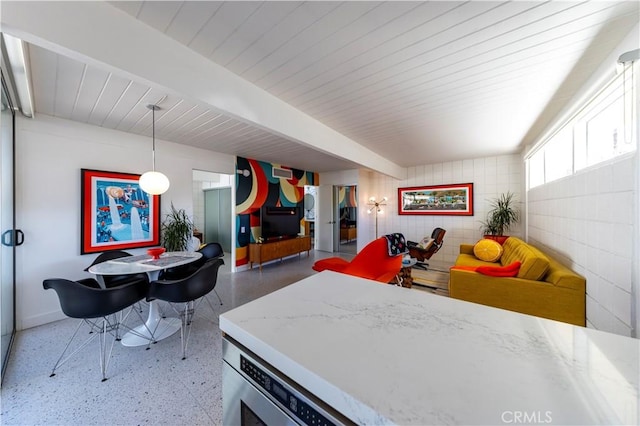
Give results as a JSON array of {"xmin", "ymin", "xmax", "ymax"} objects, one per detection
[
  {"xmin": 161, "ymin": 203, "xmax": 194, "ymax": 252},
  {"xmin": 481, "ymin": 192, "xmax": 520, "ymax": 244}
]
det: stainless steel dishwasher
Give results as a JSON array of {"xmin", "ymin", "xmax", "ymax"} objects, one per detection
[{"xmin": 222, "ymin": 336, "xmax": 350, "ymax": 426}]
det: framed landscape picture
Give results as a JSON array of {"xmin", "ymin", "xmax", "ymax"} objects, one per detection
[
  {"xmin": 80, "ymin": 169, "xmax": 161, "ymax": 254},
  {"xmin": 398, "ymin": 183, "xmax": 474, "ymax": 216}
]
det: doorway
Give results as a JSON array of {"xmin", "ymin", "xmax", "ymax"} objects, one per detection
[
  {"xmin": 192, "ymin": 170, "xmax": 233, "ymax": 254},
  {"xmin": 204, "ymin": 188, "xmax": 232, "ymax": 252},
  {"xmin": 336, "ymin": 185, "xmax": 357, "ymax": 254},
  {"xmin": 303, "ymin": 186, "xmax": 316, "ymax": 246},
  {"xmin": 316, "ymin": 184, "xmax": 358, "ymax": 254}
]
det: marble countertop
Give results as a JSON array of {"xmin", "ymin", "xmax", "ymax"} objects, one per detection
[{"xmin": 220, "ymin": 271, "xmax": 639, "ymax": 425}]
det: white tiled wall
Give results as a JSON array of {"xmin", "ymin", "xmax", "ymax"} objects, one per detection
[
  {"xmin": 373, "ymin": 152, "xmax": 638, "ymax": 337},
  {"xmin": 528, "ymin": 155, "xmax": 637, "ymax": 336},
  {"xmin": 373, "ymin": 154, "xmax": 524, "ymax": 266}
]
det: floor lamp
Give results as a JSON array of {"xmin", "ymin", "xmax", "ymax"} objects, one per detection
[{"xmin": 367, "ymin": 196, "xmax": 387, "ymax": 238}]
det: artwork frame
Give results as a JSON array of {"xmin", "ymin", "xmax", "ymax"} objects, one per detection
[
  {"xmin": 81, "ymin": 168, "xmax": 161, "ymax": 254},
  {"xmin": 398, "ymin": 183, "xmax": 474, "ymax": 216}
]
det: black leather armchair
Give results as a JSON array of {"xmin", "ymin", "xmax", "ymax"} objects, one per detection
[{"xmin": 407, "ymin": 227, "xmax": 446, "ymax": 270}]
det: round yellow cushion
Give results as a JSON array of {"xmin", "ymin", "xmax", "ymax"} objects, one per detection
[{"xmin": 474, "ymin": 239, "xmax": 504, "ymax": 262}]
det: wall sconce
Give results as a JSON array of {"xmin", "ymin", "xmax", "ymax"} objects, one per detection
[
  {"xmin": 367, "ymin": 196, "xmax": 387, "ymax": 238},
  {"xmin": 139, "ymin": 104, "xmax": 170, "ymax": 195}
]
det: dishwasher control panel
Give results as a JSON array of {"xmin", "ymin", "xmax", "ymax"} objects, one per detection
[{"xmin": 241, "ymin": 355, "xmax": 336, "ymax": 426}]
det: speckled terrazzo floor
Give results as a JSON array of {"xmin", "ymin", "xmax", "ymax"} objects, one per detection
[
  {"xmin": 1, "ymin": 248, "xmax": 450, "ymax": 426},
  {"xmin": 1, "ymin": 249, "xmax": 347, "ymax": 426}
]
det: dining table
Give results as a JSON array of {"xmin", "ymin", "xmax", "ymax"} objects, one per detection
[{"xmin": 88, "ymin": 251, "xmax": 202, "ymax": 347}]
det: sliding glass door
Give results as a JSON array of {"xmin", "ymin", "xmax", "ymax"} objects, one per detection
[{"xmin": 1, "ymin": 71, "xmax": 16, "ymax": 383}]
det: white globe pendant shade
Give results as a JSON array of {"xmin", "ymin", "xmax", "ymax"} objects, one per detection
[
  {"xmin": 140, "ymin": 103, "xmax": 170, "ymax": 195},
  {"xmin": 139, "ymin": 171, "xmax": 170, "ymax": 195}
]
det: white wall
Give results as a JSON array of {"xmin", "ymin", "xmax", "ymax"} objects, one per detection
[
  {"xmin": 15, "ymin": 114, "xmax": 234, "ymax": 330},
  {"xmin": 528, "ymin": 155, "xmax": 637, "ymax": 336},
  {"xmin": 319, "ymin": 170, "xmax": 359, "ymax": 186},
  {"xmin": 524, "ymin": 24, "xmax": 639, "ymax": 338},
  {"xmin": 371, "ymin": 154, "xmax": 524, "ymax": 266},
  {"xmin": 357, "ymin": 169, "xmax": 376, "ymax": 250}
]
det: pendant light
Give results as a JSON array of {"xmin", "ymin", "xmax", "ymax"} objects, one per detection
[{"xmin": 139, "ymin": 104, "xmax": 170, "ymax": 195}]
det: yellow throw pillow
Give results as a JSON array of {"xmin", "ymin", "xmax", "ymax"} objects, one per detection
[{"xmin": 474, "ymin": 239, "xmax": 504, "ymax": 262}]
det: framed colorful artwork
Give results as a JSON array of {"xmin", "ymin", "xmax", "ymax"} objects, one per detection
[
  {"xmin": 81, "ymin": 169, "xmax": 161, "ymax": 254},
  {"xmin": 398, "ymin": 183, "xmax": 474, "ymax": 216}
]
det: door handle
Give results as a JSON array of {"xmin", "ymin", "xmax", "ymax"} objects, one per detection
[
  {"xmin": 2, "ymin": 230, "xmax": 12, "ymax": 246},
  {"xmin": 1, "ymin": 229, "xmax": 24, "ymax": 247}
]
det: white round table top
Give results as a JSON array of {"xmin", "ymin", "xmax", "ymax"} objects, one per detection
[{"xmin": 87, "ymin": 251, "xmax": 202, "ymax": 276}]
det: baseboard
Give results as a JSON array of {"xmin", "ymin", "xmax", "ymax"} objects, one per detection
[{"xmin": 19, "ymin": 310, "xmax": 66, "ymax": 331}]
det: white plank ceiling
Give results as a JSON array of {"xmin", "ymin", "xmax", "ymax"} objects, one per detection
[{"xmin": 12, "ymin": 1, "xmax": 640, "ymax": 173}]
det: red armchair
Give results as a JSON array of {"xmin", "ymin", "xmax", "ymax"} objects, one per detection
[{"xmin": 312, "ymin": 237, "xmax": 402, "ymax": 283}]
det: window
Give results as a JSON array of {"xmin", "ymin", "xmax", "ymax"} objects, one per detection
[
  {"xmin": 544, "ymin": 126, "xmax": 573, "ymax": 182},
  {"xmin": 527, "ymin": 61, "xmax": 637, "ymax": 189},
  {"xmin": 528, "ymin": 149, "xmax": 544, "ymax": 189}
]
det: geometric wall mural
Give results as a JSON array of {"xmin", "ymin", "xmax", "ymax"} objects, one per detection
[{"xmin": 235, "ymin": 156, "xmax": 319, "ymax": 267}]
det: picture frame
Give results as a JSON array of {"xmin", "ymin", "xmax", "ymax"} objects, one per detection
[
  {"xmin": 81, "ymin": 169, "xmax": 161, "ymax": 254},
  {"xmin": 398, "ymin": 183, "xmax": 474, "ymax": 216}
]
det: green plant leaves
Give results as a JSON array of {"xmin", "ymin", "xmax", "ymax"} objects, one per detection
[
  {"xmin": 161, "ymin": 203, "xmax": 194, "ymax": 252},
  {"xmin": 480, "ymin": 192, "xmax": 519, "ymax": 236}
]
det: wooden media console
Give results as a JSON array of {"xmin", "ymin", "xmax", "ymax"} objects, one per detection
[{"xmin": 249, "ymin": 235, "xmax": 311, "ymax": 270}]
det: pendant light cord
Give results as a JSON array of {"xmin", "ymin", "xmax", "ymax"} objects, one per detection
[
  {"xmin": 151, "ymin": 105, "xmax": 156, "ymax": 172},
  {"xmin": 147, "ymin": 103, "xmax": 161, "ymax": 172}
]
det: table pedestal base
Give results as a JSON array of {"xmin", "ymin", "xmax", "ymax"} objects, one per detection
[
  {"xmin": 120, "ymin": 300, "xmax": 181, "ymax": 347},
  {"xmin": 121, "ymin": 318, "xmax": 181, "ymax": 347}
]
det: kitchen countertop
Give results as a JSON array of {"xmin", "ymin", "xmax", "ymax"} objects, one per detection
[{"xmin": 219, "ymin": 270, "xmax": 639, "ymax": 425}]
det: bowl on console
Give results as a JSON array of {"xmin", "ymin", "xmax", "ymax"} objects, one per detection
[{"xmin": 147, "ymin": 247, "xmax": 166, "ymax": 259}]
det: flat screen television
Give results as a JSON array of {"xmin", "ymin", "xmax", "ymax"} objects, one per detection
[{"xmin": 260, "ymin": 206, "xmax": 301, "ymax": 240}]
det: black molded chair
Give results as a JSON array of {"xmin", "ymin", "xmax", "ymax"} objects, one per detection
[
  {"xmin": 407, "ymin": 228, "xmax": 446, "ymax": 270},
  {"xmin": 84, "ymin": 250, "xmax": 149, "ymax": 318},
  {"xmin": 43, "ymin": 277, "xmax": 149, "ymax": 381},
  {"xmin": 147, "ymin": 258, "xmax": 224, "ymax": 359},
  {"xmin": 160, "ymin": 242, "xmax": 224, "ymax": 305},
  {"xmin": 198, "ymin": 242, "xmax": 224, "ymax": 261},
  {"xmin": 84, "ymin": 250, "xmax": 149, "ymax": 288}
]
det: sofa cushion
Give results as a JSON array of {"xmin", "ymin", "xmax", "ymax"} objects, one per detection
[
  {"xmin": 452, "ymin": 261, "xmax": 521, "ymax": 277},
  {"xmin": 476, "ymin": 261, "xmax": 521, "ymax": 277},
  {"xmin": 501, "ymin": 237, "xmax": 550, "ymax": 280},
  {"xmin": 473, "ymin": 239, "xmax": 504, "ymax": 262}
]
